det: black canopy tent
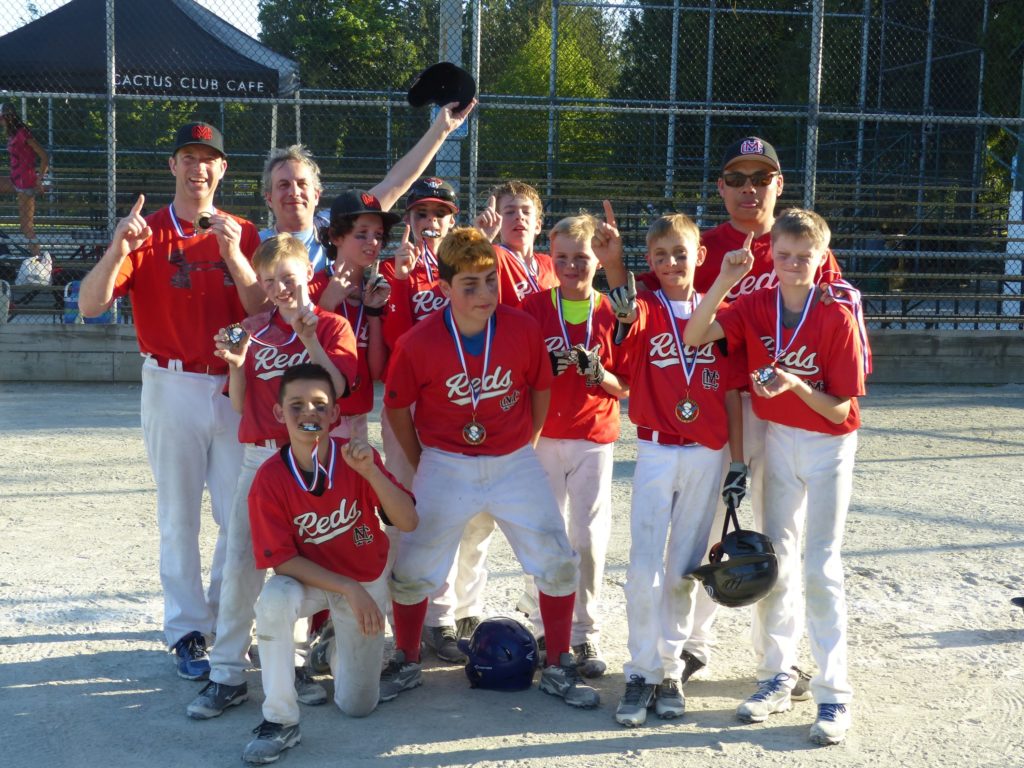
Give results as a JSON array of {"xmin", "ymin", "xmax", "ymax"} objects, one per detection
[{"xmin": 0, "ymin": 0, "xmax": 298, "ymax": 98}]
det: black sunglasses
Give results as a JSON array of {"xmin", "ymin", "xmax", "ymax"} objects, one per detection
[{"xmin": 722, "ymin": 171, "xmax": 779, "ymax": 188}]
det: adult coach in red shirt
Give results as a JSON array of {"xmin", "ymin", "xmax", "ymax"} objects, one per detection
[{"xmin": 80, "ymin": 122, "xmax": 264, "ymax": 680}]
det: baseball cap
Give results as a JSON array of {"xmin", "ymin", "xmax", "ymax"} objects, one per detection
[
  {"xmin": 173, "ymin": 122, "xmax": 225, "ymax": 157},
  {"xmin": 407, "ymin": 62, "xmax": 477, "ymax": 112},
  {"xmin": 329, "ymin": 189, "xmax": 401, "ymax": 230},
  {"xmin": 405, "ymin": 177, "xmax": 459, "ymax": 214},
  {"xmin": 721, "ymin": 137, "xmax": 780, "ymax": 173}
]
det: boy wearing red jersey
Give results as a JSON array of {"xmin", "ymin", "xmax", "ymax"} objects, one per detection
[
  {"xmin": 520, "ymin": 210, "xmax": 630, "ymax": 678},
  {"xmin": 242, "ymin": 364, "xmax": 417, "ymax": 764},
  {"xmin": 605, "ymin": 213, "xmax": 745, "ymax": 727},
  {"xmin": 682, "ymin": 208, "xmax": 868, "ymax": 746},
  {"xmin": 187, "ymin": 234, "xmax": 358, "ymax": 720},
  {"xmin": 382, "ymin": 227, "xmax": 598, "ymax": 709}
]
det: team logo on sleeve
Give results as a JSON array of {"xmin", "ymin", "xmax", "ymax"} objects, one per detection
[
  {"xmin": 352, "ymin": 524, "xmax": 374, "ymax": 547},
  {"xmin": 648, "ymin": 333, "xmax": 716, "ymax": 368}
]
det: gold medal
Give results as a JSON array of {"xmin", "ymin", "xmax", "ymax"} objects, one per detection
[
  {"xmin": 676, "ymin": 398, "xmax": 699, "ymax": 423},
  {"xmin": 463, "ymin": 420, "xmax": 486, "ymax": 445}
]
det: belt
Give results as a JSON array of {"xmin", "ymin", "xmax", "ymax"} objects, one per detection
[
  {"xmin": 147, "ymin": 354, "xmax": 228, "ymax": 376},
  {"xmin": 254, "ymin": 439, "xmax": 280, "ymax": 449},
  {"xmin": 636, "ymin": 426, "xmax": 698, "ymax": 447}
]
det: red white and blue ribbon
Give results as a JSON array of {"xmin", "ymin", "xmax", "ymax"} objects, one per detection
[
  {"xmin": 169, "ymin": 203, "xmax": 215, "ymax": 240},
  {"xmin": 420, "ymin": 242, "xmax": 438, "ymax": 283},
  {"xmin": 772, "ymin": 286, "xmax": 816, "ymax": 366},
  {"xmin": 654, "ymin": 289, "xmax": 700, "ymax": 389},
  {"xmin": 446, "ymin": 307, "xmax": 494, "ymax": 414},
  {"xmin": 286, "ymin": 437, "xmax": 336, "ymax": 493},
  {"xmin": 554, "ymin": 287, "xmax": 594, "ymax": 352},
  {"xmin": 821, "ymin": 279, "xmax": 873, "ymax": 374}
]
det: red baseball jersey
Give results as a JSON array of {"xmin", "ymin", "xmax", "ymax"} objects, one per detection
[
  {"xmin": 619, "ymin": 293, "xmax": 745, "ymax": 449},
  {"xmin": 495, "ymin": 245, "xmax": 558, "ymax": 307},
  {"xmin": 717, "ymin": 288, "xmax": 866, "ymax": 435},
  {"xmin": 521, "ymin": 289, "xmax": 623, "ymax": 444},
  {"xmin": 236, "ymin": 307, "xmax": 359, "ymax": 444},
  {"xmin": 113, "ymin": 206, "xmax": 260, "ymax": 370},
  {"xmin": 384, "ymin": 305, "xmax": 553, "ymax": 456},
  {"xmin": 380, "ymin": 249, "xmax": 449, "ymax": 354},
  {"xmin": 697, "ymin": 222, "xmax": 843, "ymax": 299},
  {"xmin": 249, "ymin": 439, "xmax": 410, "ymax": 582},
  {"xmin": 334, "ymin": 300, "xmax": 374, "ymax": 416}
]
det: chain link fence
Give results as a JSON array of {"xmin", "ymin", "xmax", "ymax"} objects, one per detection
[{"xmin": 0, "ymin": 0, "xmax": 1021, "ymax": 329}]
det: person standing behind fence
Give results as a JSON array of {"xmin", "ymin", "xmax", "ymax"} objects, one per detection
[
  {"xmin": 0, "ymin": 102, "xmax": 49, "ymax": 258},
  {"xmin": 78, "ymin": 121, "xmax": 265, "ymax": 681}
]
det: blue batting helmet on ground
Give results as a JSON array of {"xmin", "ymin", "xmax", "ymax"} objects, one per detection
[{"xmin": 457, "ymin": 616, "xmax": 539, "ymax": 691}]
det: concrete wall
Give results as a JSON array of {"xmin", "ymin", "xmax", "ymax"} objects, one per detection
[{"xmin": 0, "ymin": 326, "xmax": 1021, "ymax": 385}]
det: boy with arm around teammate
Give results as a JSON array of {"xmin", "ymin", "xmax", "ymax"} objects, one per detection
[
  {"xmin": 242, "ymin": 363, "xmax": 417, "ymax": 764},
  {"xmin": 605, "ymin": 213, "xmax": 745, "ymax": 727},
  {"xmin": 682, "ymin": 208, "xmax": 868, "ymax": 746}
]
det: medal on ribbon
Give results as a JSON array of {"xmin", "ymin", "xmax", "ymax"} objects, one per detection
[
  {"xmin": 654, "ymin": 290, "xmax": 702, "ymax": 423},
  {"xmin": 447, "ymin": 307, "xmax": 494, "ymax": 446},
  {"xmin": 756, "ymin": 286, "xmax": 816, "ymax": 386}
]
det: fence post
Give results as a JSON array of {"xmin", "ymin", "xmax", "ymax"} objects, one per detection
[
  {"xmin": 105, "ymin": 0, "xmax": 116, "ymax": 234},
  {"xmin": 699, "ymin": 0, "xmax": 717, "ymax": 225},
  {"xmin": 664, "ymin": 0, "xmax": 681, "ymax": 200},
  {"xmin": 855, "ymin": 0, "xmax": 871, "ymax": 217},
  {"xmin": 803, "ymin": 0, "xmax": 825, "ymax": 209},
  {"xmin": 916, "ymin": 0, "xmax": 936, "ymax": 225},
  {"xmin": 547, "ymin": 0, "xmax": 560, "ymax": 200},
  {"xmin": 469, "ymin": 0, "xmax": 482, "ymax": 214},
  {"xmin": 438, "ymin": 0, "xmax": 463, "ymax": 189}
]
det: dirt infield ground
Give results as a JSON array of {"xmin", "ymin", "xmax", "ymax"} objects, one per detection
[{"xmin": 1, "ymin": 382, "xmax": 1022, "ymax": 768}]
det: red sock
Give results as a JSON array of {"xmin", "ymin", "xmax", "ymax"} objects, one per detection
[
  {"xmin": 392, "ymin": 599, "xmax": 428, "ymax": 663},
  {"xmin": 308, "ymin": 609, "xmax": 330, "ymax": 636},
  {"xmin": 538, "ymin": 591, "xmax": 575, "ymax": 663}
]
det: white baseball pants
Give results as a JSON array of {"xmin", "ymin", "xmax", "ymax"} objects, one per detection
[
  {"xmin": 753, "ymin": 422, "xmax": 857, "ymax": 704},
  {"xmin": 525, "ymin": 437, "xmax": 614, "ymax": 645},
  {"xmin": 390, "ymin": 446, "xmax": 578, "ymax": 606},
  {"xmin": 684, "ymin": 393, "xmax": 768, "ymax": 665},
  {"xmin": 380, "ymin": 409, "xmax": 493, "ymax": 626},
  {"xmin": 208, "ymin": 443, "xmax": 275, "ymax": 686},
  {"xmin": 140, "ymin": 358, "xmax": 243, "ymax": 647},
  {"xmin": 623, "ymin": 440, "xmax": 725, "ymax": 684},
  {"xmin": 256, "ymin": 571, "xmax": 389, "ymax": 726}
]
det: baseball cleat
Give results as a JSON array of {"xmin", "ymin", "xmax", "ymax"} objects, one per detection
[
  {"xmin": 809, "ymin": 703, "xmax": 851, "ymax": 746},
  {"xmin": 187, "ymin": 680, "xmax": 248, "ymax": 719},
  {"xmin": 455, "ymin": 615, "xmax": 481, "ymax": 640},
  {"xmin": 736, "ymin": 673, "xmax": 793, "ymax": 723},
  {"xmin": 572, "ymin": 641, "xmax": 607, "ymax": 678},
  {"xmin": 422, "ymin": 625, "xmax": 468, "ymax": 665},
  {"xmin": 615, "ymin": 675, "xmax": 656, "ymax": 726},
  {"xmin": 172, "ymin": 631, "xmax": 210, "ymax": 681},
  {"xmin": 294, "ymin": 667, "xmax": 328, "ymax": 706},
  {"xmin": 654, "ymin": 678, "xmax": 685, "ymax": 719},
  {"xmin": 242, "ymin": 720, "xmax": 300, "ymax": 765},
  {"xmin": 790, "ymin": 665, "xmax": 813, "ymax": 701},
  {"xmin": 378, "ymin": 651, "xmax": 422, "ymax": 702},
  {"xmin": 679, "ymin": 650, "xmax": 705, "ymax": 684},
  {"xmin": 539, "ymin": 652, "xmax": 600, "ymax": 709}
]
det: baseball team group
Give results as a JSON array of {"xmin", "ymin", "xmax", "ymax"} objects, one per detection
[{"xmin": 75, "ymin": 96, "xmax": 871, "ymax": 764}]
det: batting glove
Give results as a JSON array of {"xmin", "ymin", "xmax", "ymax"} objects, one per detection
[
  {"xmin": 608, "ymin": 270, "xmax": 637, "ymax": 320},
  {"xmin": 573, "ymin": 343, "xmax": 605, "ymax": 385},
  {"xmin": 549, "ymin": 349, "xmax": 575, "ymax": 376},
  {"xmin": 722, "ymin": 461, "xmax": 748, "ymax": 507}
]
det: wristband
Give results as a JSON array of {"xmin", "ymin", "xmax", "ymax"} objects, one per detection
[{"xmin": 364, "ymin": 305, "xmax": 385, "ymax": 317}]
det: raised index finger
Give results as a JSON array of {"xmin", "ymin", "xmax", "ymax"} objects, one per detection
[
  {"xmin": 130, "ymin": 194, "xmax": 146, "ymax": 217},
  {"xmin": 602, "ymin": 199, "xmax": 618, "ymax": 229},
  {"xmin": 402, "ymin": 224, "xmax": 411, "ymax": 244},
  {"xmin": 486, "ymin": 195, "xmax": 496, "ymax": 212},
  {"xmin": 743, "ymin": 231, "xmax": 754, "ymax": 251}
]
